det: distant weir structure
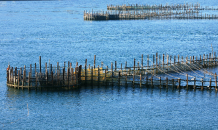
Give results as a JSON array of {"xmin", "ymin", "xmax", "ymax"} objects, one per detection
[
  {"xmin": 84, "ymin": 3, "xmax": 218, "ymax": 20},
  {"xmin": 6, "ymin": 52, "xmax": 218, "ymax": 91}
]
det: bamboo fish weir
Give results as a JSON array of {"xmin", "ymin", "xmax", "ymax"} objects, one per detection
[
  {"xmin": 6, "ymin": 52, "xmax": 218, "ymax": 91},
  {"xmin": 84, "ymin": 3, "xmax": 218, "ymax": 20}
]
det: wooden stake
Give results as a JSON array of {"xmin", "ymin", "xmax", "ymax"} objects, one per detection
[
  {"xmin": 18, "ymin": 70, "xmax": 20, "ymax": 89},
  {"xmin": 194, "ymin": 77, "xmax": 196, "ymax": 89},
  {"xmin": 39, "ymin": 56, "xmax": 41, "ymax": 73},
  {"xmin": 115, "ymin": 61, "xmax": 117, "ymax": 71},
  {"xmin": 156, "ymin": 52, "xmax": 158, "ymax": 66},
  {"xmin": 28, "ymin": 72, "xmax": 30, "ymax": 90},
  {"xmin": 67, "ymin": 68, "xmax": 70, "ymax": 88},
  {"xmin": 159, "ymin": 77, "xmax": 161, "ymax": 88},
  {"xmin": 141, "ymin": 54, "xmax": 143, "ymax": 69},
  {"xmin": 35, "ymin": 72, "xmax": 37, "ymax": 89},
  {"xmin": 172, "ymin": 79, "xmax": 174, "ymax": 88},
  {"xmin": 209, "ymin": 78, "xmax": 211, "ymax": 89},
  {"xmin": 94, "ymin": 55, "xmax": 96, "ymax": 69},
  {"xmin": 166, "ymin": 77, "xmax": 168, "ymax": 88},
  {"xmin": 201, "ymin": 78, "xmax": 204, "ymax": 90},
  {"xmin": 178, "ymin": 55, "xmax": 179, "ymax": 63},
  {"xmin": 111, "ymin": 62, "xmax": 113, "ymax": 77},
  {"xmin": 178, "ymin": 78, "xmax": 180, "ymax": 89},
  {"xmin": 215, "ymin": 73, "xmax": 217, "ymax": 90}
]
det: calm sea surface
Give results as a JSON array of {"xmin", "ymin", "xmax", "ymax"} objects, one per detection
[{"xmin": 1, "ymin": 0, "xmax": 218, "ymax": 129}]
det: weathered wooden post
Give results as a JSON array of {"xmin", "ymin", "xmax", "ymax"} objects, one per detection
[
  {"xmin": 10, "ymin": 67, "xmax": 13, "ymax": 85},
  {"xmin": 14, "ymin": 67, "xmax": 17, "ymax": 87},
  {"xmin": 193, "ymin": 77, "xmax": 196, "ymax": 89},
  {"xmin": 56, "ymin": 62, "xmax": 59, "ymax": 85},
  {"xmin": 111, "ymin": 62, "xmax": 113, "ymax": 78},
  {"xmin": 34, "ymin": 63, "xmax": 36, "ymax": 75},
  {"xmin": 201, "ymin": 78, "xmax": 204, "ymax": 90},
  {"xmin": 137, "ymin": 61, "xmax": 139, "ymax": 71},
  {"xmin": 91, "ymin": 66, "xmax": 93, "ymax": 84},
  {"xmin": 181, "ymin": 56, "xmax": 183, "ymax": 64},
  {"xmin": 101, "ymin": 61, "xmax": 103, "ymax": 68},
  {"xmin": 200, "ymin": 55, "xmax": 201, "ymax": 62},
  {"xmin": 209, "ymin": 78, "xmax": 212, "ymax": 89},
  {"xmin": 118, "ymin": 72, "xmax": 121, "ymax": 86},
  {"xmin": 71, "ymin": 68, "xmax": 74, "ymax": 85},
  {"xmin": 193, "ymin": 56, "xmax": 195, "ymax": 63},
  {"xmin": 141, "ymin": 54, "xmax": 143, "ymax": 69},
  {"xmin": 28, "ymin": 72, "xmax": 31, "ymax": 90},
  {"xmin": 178, "ymin": 55, "xmax": 180, "ymax": 63},
  {"xmin": 177, "ymin": 78, "xmax": 180, "ymax": 89},
  {"xmin": 46, "ymin": 69, "xmax": 48, "ymax": 86},
  {"xmin": 159, "ymin": 77, "xmax": 161, "ymax": 88},
  {"xmin": 39, "ymin": 56, "xmax": 41, "ymax": 73},
  {"xmin": 94, "ymin": 55, "xmax": 96, "ymax": 69},
  {"xmin": 78, "ymin": 65, "xmax": 82, "ymax": 86},
  {"xmin": 22, "ymin": 68, "xmax": 25, "ymax": 89},
  {"xmin": 125, "ymin": 61, "xmax": 127, "ymax": 71},
  {"xmin": 166, "ymin": 77, "xmax": 168, "ymax": 88},
  {"xmin": 17, "ymin": 70, "xmax": 20, "ymax": 89},
  {"xmin": 170, "ymin": 55, "xmax": 172, "ymax": 65},
  {"xmin": 7, "ymin": 65, "xmax": 10, "ymax": 83},
  {"xmin": 45, "ymin": 62, "xmax": 47, "ymax": 75},
  {"xmin": 115, "ymin": 61, "xmax": 117, "ymax": 71},
  {"xmin": 190, "ymin": 56, "xmax": 192, "ymax": 64},
  {"xmin": 156, "ymin": 52, "xmax": 158, "ymax": 66},
  {"xmin": 35, "ymin": 72, "xmax": 37, "ymax": 89},
  {"xmin": 30, "ymin": 64, "xmax": 32, "ymax": 76},
  {"xmin": 159, "ymin": 55, "xmax": 161, "ymax": 66},
  {"xmin": 67, "ymin": 67, "xmax": 70, "ymax": 88},
  {"xmin": 206, "ymin": 54, "xmax": 208, "ymax": 66},
  {"xmin": 63, "ymin": 67, "xmax": 65, "ymax": 86},
  {"xmin": 172, "ymin": 79, "xmax": 174, "ymax": 88}
]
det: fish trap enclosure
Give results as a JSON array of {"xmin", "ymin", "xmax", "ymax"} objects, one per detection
[
  {"xmin": 6, "ymin": 51, "xmax": 218, "ymax": 91},
  {"xmin": 84, "ymin": 3, "xmax": 218, "ymax": 20}
]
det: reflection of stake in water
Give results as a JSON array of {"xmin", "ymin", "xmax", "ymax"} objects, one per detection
[{"xmin": 27, "ymin": 104, "xmax": 29, "ymax": 116}]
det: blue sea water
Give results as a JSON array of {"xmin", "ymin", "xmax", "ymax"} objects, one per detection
[{"xmin": 0, "ymin": 0, "xmax": 218, "ymax": 129}]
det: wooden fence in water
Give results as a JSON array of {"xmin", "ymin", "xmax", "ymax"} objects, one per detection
[
  {"xmin": 6, "ymin": 52, "xmax": 218, "ymax": 91},
  {"xmin": 84, "ymin": 3, "xmax": 218, "ymax": 20},
  {"xmin": 107, "ymin": 3, "xmax": 218, "ymax": 11}
]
